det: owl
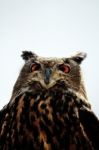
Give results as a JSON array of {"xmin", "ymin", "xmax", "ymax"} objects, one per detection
[{"xmin": 0, "ymin": 51, "xmax": 99, "ymax": 150}]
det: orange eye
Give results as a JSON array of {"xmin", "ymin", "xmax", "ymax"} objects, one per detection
[
  {"xmin": 59, "ymin": 64, "xmax": 71, "ymax": 73},
  {"xmin": 31, "ymin": 63, "xmax": 41, "ymax": 72}
]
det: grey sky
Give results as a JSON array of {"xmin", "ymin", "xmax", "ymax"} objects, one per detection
[{"xmin": 0, "ymin": 0, "xmax": 99, "ymax": 116}]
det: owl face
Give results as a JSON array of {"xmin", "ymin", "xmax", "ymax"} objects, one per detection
[
  {"xmin": 24, "ymin": 57, "xmax": 77, "ymax": 89},
  {"xmin": 12, "ymin": 51, "xmax": 86, "ymax": 94},
  {"xmin": 23, "ymin": 57, "xmax": 70, "ymax": 90}
]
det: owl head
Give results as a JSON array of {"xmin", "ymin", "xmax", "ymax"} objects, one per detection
[{"xmin": 11, "ymin": 51, "xmax": 87, "ymax": 102}]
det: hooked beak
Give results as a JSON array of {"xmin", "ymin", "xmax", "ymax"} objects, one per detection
[{"xmin": 44, "ymin": 68, "xmax": 52, "ymax": 84}]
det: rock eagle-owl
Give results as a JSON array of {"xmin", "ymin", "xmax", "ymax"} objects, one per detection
[{"xmin": 0, "ymin": 51, "xmax": 99, "ymax": 150}]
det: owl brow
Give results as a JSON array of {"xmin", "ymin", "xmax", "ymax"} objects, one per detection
[
  {"xmin": 63, "ymin": 58, "xmax": 70, "ymax": 64},
  {"xmin": 30, "ymin": 59, "xmax": 40, "ymax": 64}
]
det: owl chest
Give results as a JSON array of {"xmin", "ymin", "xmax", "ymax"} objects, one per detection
[{"xmin": 0, "ymin": 92, "xmax": 93, "ymax": 150}]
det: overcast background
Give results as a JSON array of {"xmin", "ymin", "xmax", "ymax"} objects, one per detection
[{"xmin": 0, "ymin": 0, "xmax": 99, "ymax": 116}]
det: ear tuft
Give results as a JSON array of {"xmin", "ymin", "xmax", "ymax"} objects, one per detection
[
  {"xmin": 71, "ymin": 52, "xmax": 87, "ymax": 64},
  {"xmin": 21, "ymin": 51, "xmax": 37, "ymax": 61}
]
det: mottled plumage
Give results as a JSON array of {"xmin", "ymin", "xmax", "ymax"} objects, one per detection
[{"xmin": 0, "ymin": 51, "xmax": 99, "ymax": 150}]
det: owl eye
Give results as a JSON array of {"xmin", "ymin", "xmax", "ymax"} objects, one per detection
[
  {"xmin": 59, "ymin": 64, "xmax": 71, "ymax": 73},
  {"xmin": 31, "ymin": 63, "xmax": 41, "ymax": 72}
]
